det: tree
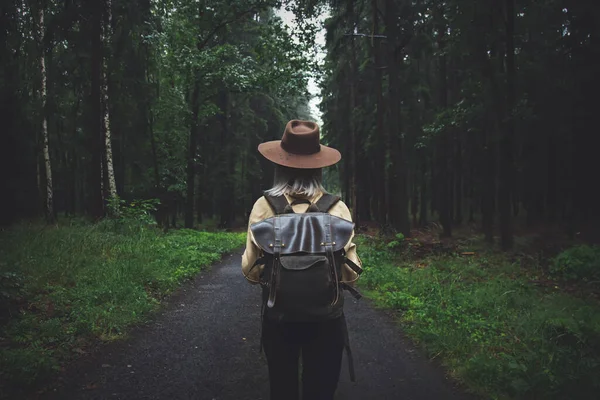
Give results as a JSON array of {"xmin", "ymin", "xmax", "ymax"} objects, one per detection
[
  {"xmin": 102, "ymin": 0, "xmax": 118, "ymax": 210},
  {"xmin": 499, "ymin": 0, "xmax": 516, "ymax": 250},
  {"xmin": 384, "ymin": 0, "xmax": 410, "ymax": 235},
  {"xmin": 34, "ymin": 3, "xmax": 55, "ymax": 223}
]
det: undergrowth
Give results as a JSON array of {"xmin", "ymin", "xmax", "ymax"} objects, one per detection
[
  {"xmin": 0, "ymin": 219, "xmax": 245, "ymax": 386},
  {"xmin": 357, "ymin": 234, "xmax": 600, "ymax": 400}
]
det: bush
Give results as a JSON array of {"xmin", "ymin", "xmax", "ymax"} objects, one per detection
[
  {"xmin": 550, "ymin": 245, "xmax": 600, "ymax": 281},
  {"xmin": 107, "ymin": 196, "xmax": 160, "ymax": 225},
  {"xmin": 0, "ymin": 271, "xmax": 24, "ymax": 305},
  {"xmin": 386, "ymin": 232, "xmax": 406, "ymax": 250}
]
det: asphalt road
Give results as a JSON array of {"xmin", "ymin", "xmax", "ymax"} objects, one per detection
[{"xmin": 18, "ymin": 250, "xmax": 480, "ymax": 400}]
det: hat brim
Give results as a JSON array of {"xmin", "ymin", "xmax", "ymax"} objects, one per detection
[{"xmin": 258, "ymin": 141, "xmax": 341, "ymax": 169}]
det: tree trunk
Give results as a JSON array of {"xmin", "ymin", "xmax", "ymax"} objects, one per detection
[
  {"xmin": 36, "ymin": 7, "xmax": 55, "ymax": 223},
  {"xmin": 218, "ymin": 90, "xmax": 235, "ymax": 229},
  {"xmin": 37, "ymin": 152, "xmax": 43, "ymax": 214},
  {"xmin": 475, "ymin": 12, "xmax": 503, "ymax": 245},
  {"xmin": 148, "ymin": 107, "xmax": 160, "ymax": 188},
  {"xmin": 144, "ymin": 34, "xmax": 161, "ymax": 190},
  {"xmin": 89, "ymin": 0, "xmax": 104, "ymax": 218},
  {"xmin": 546, "ymin": 134, "xmax": 557, "ymax": 222},
  {"xmin": 384, "ymin": 0, "xmax": 410, "ymax": 236},
  {"xmin": 196, "ymin": 175, "xmax": 204, "ymax": 224},
  {"xmin": 419, "ymin": 150, "xmax": 428, "ymax": 226},
  {"xmin": 482, "ymin": 125, "xmax": 496, "ymax": 243},
  {"xmin": 357, "ymin": 152, "xmax": 371, "ymax": 221},
  {"xmin": 455, "ymin": 132, "xmax": 463, "ymax": 225},
  {"xmin": 411, "ymin": 166, "xmax": 418, "ymax": 228},
  {"xmin": 185, "ymin": 80, "xmax": 201, "ymax": 229},
  {"xmin": 102, "ymin": 0, "xmax": 117, "ymax": 212},
  {"xmin": 499, "ymin": 0, "xmax": 515, "ymax": 250},
  {"xmin": 347, "ymin": 2, "xmax": 358, "ymax": 224},
  {"xmin": 371, "ymin": 0, "xmax": 386, "ymax": 224},
  {"xmin": 437, "ymin": 10, "xmax": 452, "ymax": 237},
  {"xmin": 468, "ymin": 151, "xmax": 475, "ymax": 223}
]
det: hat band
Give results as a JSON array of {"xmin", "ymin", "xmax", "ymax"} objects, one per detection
[{"xmin": 280, "ymin": 139, "xmax": 321, "ymax": 155}]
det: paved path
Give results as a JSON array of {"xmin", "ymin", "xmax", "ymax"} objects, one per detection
[{"xmin": 22, "ymin": 251, "xmax": 479, "ymax": 400}]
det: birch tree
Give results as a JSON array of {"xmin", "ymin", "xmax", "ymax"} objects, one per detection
[
  {"xmin": 35, "ymin": 4, "xmax": 55, "ymax": 223},
  {"xmin": 102, "ymin": 0, "xmax": 117, "ymax": 210}
]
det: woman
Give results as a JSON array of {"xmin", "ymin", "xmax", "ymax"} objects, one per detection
[{"xmin": 241, "ymin": 120, "xmax": 361, "ymax": 400}]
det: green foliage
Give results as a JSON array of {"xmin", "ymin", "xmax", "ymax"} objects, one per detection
[
  {"xmin": 550, "ymin": 245, "xmax": 600, "ymax": 281},
  {"xmin": 2, "ymin": 0, "xmax": 317, "ymax": 227},
  {"xmin": 420, "ymin": 100, "xmax": 484, "ymax": 148},
  {"xmin": 386, "ymin": 232, "xmax": 406, "ymax": 250},
  {"xmin": 358, "ymin": 236, "xmax": 600, "ymax": 400},
  {"xmin": 119, "ymin": 198, "xmax": 160, "ymax": 223},
  {"xmin": 146, "ymin": 1, "xmax": 315, "ymax": 226},
  {"xmin": 0, "ymin": 271, "xmax": 24, "ymax": 305},
  {"xmin": 107, "ymin": 197, "xmax": 160, "ymax": 224},
  {"xmin": 0, "ymin": 221, "xmax": 245, "ymax": 385}
]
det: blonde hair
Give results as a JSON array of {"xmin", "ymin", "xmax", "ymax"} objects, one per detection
[{"xmin": 265, "ymin": 165, "xmax": 326, "ymax": 198}]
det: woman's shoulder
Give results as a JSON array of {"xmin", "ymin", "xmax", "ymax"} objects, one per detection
[
  {"xmin": 250, "ymin": 194, "xmax": 351, "ymax": 221},
  {"xmin": 252, "ymin": 195, "xmax": 269, "ymax": 208},
  {"xmin": 249, "ymin": 196, "xmax": 274, "ymax": 224},
  {"xmin": 329, "ymin": 197, "xmax": 352, "ymax": 221},
  {"xmin": 332, "ymin": 197, "xmax": 350, "ymax": 210}
]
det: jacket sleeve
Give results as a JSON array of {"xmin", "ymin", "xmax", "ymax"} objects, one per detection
[
  {"xmin": 241, "ymin": 197, "xmax": 272, "ymax": 284},
  {"xmin": 329, "ymin": 200, "xmax": 362, "ymax": 285}
]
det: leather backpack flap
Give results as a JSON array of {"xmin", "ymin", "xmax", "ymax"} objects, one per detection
[
  {"xmin": 250, "ymin": 213, "xmax": 354, "ymax": 255},
  {"xmin": 279, "ymin": 255, "xmax": 328, "ymax": 270}
]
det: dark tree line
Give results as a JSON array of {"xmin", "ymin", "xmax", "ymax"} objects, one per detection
[
  {"xmin": 319, "ymin": 0, "xmax": 600, "ymax": 248},
  {"xmin": 3, "ymin": 0, "xmax": 599, "ymax": 249},
  {"xmin": 1, "ymin": 0, "xmax": 315, "ymax": 229}
]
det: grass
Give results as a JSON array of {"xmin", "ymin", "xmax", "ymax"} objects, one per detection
[
  {"xmin": 357, "ymin": 234, "xmax": 600, "ymax": 400},
  {"xmin": 0, "ymin": 218, "xmax": 245, "ymax": 386}
]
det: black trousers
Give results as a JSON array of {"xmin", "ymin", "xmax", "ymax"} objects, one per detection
[{"xmin": 262, "ymin": 315, "xmax": 346, "ymax": 400}]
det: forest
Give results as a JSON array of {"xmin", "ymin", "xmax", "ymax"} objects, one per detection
[
  {"xmin": 1, "ymin": 0, "xmax": 318, "ymax": 231},
  {"xmin": 2, "ymin": 0, "xmax": 600, "ymax": 399},
  {"xmin": 320, "ymin": 0, "xmax": 599, "ymax": 248},
  {"xmin": 2, "ymin": 0, "xmax": 599, "ymax": 247}
]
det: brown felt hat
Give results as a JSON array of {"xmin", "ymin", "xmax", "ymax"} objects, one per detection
[{"xmin": 258, "ymin": 120, "xmax": 341, "ymax": 169}]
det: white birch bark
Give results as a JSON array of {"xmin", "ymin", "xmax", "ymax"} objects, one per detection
[
  {"xmin": 100, "ymin": 160, "xmax": 105, "ymax": 198},
  {"xmin": 102, "ymin": 0, "xmax": 117, "ymax": 204},
  {"xmin": 38, "ymin": 7, "xmax": 55, "ymax": 222}
]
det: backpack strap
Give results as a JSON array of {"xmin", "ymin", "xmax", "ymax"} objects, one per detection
[
  {"xmin": 340, "ymin": 282, "xmax": 362, "ymax": 300},
  {"xmin": 344, "ymin": 257, "xmax": 363, "ymax": 276},
  {"xmin": 324, "ymin": 213, "xmax": 341, "ymax": 306},
  {"xmin": 290, "ymin": 198, "xmax": 311, "ymax": 206},
  {"xmin": 266, "ymin": 216, "xmax": 283, "ymax": 308},
  {"xmin": 246, "ymin": 256, "xmax": 266, "ymax": 279},
  {"xmin": 266, "ymin": 194, "xmax": 339, "ymax": 214},
  {"xmin": 313, "ymin": 194, "xmax": 341, "ymax": 213},
  {"xmin": 264, "ymin": 194, "xmax": 294, "ymax": 215}
]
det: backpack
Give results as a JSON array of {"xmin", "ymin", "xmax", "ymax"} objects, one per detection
[{"xmin": 249, "ymin": 193, "xmax": 363, "ymax": 322}]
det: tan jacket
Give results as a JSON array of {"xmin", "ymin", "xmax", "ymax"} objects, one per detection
[{"xmin": 241, "ymin": 193, "xmax": 361, "ymax": 284}]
